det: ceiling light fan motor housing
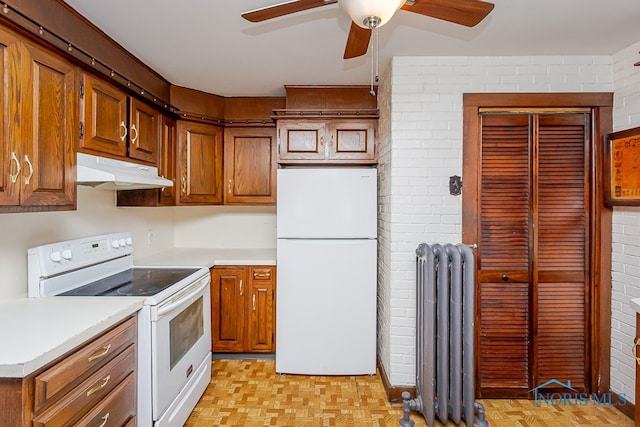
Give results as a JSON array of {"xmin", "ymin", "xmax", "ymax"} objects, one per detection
[{"xmin": 339, "ymin": 0, "xmax": 406, "ymax": 29}]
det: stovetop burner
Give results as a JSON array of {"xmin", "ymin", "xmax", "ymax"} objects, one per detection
[{"xmin": 60, "ymin": 267, "xmax": 201, "ymax": 297}]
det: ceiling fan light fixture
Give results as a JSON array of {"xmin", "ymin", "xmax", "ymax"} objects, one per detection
[{"xmin": 339, "ymin": 0, "xmax": 405, "ymax": 29}]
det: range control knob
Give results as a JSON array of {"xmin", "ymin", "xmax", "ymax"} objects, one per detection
[
  {"xmin": 119, "ymin": 238, "xmax": 126, "ymax": 247},
  {"xmin": 111, "ymin": 240, "xmax": 120, "ymax": 249},
  {"xmin": 50, "ymin": 251, "xmax": 62, "ymax": 262},
  {"xmin": 61, "ymin": 249, "xmax": 73, "ymax": 260},
  {"xmin": 125, "ymin": 237, "xmax": 133, "ymax": 246}
]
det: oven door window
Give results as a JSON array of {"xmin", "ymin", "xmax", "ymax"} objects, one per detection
[{"xmin": 169, "ymin": 296, "xmax": 204, "ymax": 369}]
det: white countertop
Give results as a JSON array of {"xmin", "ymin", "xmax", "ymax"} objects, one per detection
[
  {"xmin": 631, "ymin": 298, "xmax": 640, "ymax": 314},
  {"xmin": 136, "ymin": 247, "xmax": 277, "ymax": 268},
  {"xmin": 1, "ymin": 247, "xmax": 275, "ymax": 378},
  {"xmin": 0, "ymin": 296, "xmax": 144, "ymax": 378}
]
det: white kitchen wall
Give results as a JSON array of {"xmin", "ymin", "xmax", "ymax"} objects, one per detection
[
  {"xmin": 610, "ymin": 40, "xmax": 640, "ymax": 404},
  {"xmin": 0, "ymin": 187, "xmax": 174, "ymax": 298},
  {"xmin": 173, "ymin": 206, "xmax": 276, "ymax": 248},
  {"xmin": 377, "ymin": 55, "xmax": 613, "ymax": 386}
]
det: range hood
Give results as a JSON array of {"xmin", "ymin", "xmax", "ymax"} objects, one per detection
[{"xmin": 77, "ymin": 152, "xmax": 173, "ymax": 190}]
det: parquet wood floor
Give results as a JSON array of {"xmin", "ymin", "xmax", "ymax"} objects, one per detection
[{"xmin": 185, "ymin": 359, "xmax": 633, "ymax": 426}]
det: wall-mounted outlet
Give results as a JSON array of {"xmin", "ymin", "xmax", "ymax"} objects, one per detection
[{"xmin": 147, "ymin": 229, "xmax": 154, "ymax": 246}]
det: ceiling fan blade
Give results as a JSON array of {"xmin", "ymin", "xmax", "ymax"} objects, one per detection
[
  {"xmin": 242, "ymin": 0, "xmax": 336, "ymax": 23},
  {"xmin": 343, "ymin": 22, "xmax": 372, "ymax": 59},
  {"xmin": 402, "ymin": 0, "xmax": 495, "ymax": 27}
]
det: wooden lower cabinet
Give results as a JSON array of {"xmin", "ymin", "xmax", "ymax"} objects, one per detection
[
  {"xmin": 211, "ymin": 265, "xmax": 275, "ymax": 353},
  {"xmin": 0, "ymin": 316, "xmax": 137, "ymax": 426}
]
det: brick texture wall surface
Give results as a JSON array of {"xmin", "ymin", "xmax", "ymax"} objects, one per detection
[{"xmin": 376, "ymin": 55, "xmax": 613, "ymax": 386}]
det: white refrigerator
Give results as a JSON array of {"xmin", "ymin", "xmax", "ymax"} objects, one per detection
[{"xmin": 276, "ymin": 167, "xmax": 377, "ymax": 375}]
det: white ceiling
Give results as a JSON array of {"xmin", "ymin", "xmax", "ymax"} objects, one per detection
[{"xmin": 62, "ymin": 0, "xmax": 640, "ymax": 97}]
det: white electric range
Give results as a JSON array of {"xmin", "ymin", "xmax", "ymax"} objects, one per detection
[{"xmin": 27, "ymin": 232, "xmax": 211, "ymax": 427}]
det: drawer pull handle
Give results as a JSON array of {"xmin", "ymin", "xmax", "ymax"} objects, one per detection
[
  {"xmin": 88, "ymin": 344, "xmax": 112, "ymax": 362},
  {"xmin": 86, "ymin": 375, "xmax": 110, "ymax": 397},
  {"xmin": 98, "ymin": 412, "xmax": 110, "ymax": 427},
  {"xmin": 254, "ymin": 273, "xmax": 271, "ymax": 279},
  {"xmin": 633, "ymin": 338, "xmax": 640, "ymax": 366}
]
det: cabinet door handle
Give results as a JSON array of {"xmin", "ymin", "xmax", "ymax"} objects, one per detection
[
  {"xmin": 86, "ymin": 374, "xmax": 110, "ymax": 397},
  {"xmin": 181, "ymin": 176, "xmax": 187, "ymax": 194},
  {"xmin": 633, "ymin": 338, "xmax": 640, "ymax": 365},
  {"xmin": 9, "ymin": 152, "xmax": 20, "ymax": 183},
  {"xmin": 130, "ymin": 123, "xmax": 138, "ymax": 145},
  {"xmin": 239, "ymin": 280, "xmax": 243, "ymax": 296},
  {"xmin": 252, "ymin": 294, "xmax": 256, "ymax": 311},
  {"xmin": 87, "ymin": 343, "xmax": 112, "ymax": 362},
  {"xmin": 23, "ymin": 155, "xmax": 33, "ymax": 185},
  {"xmin": 119, "ymin": 121, "xmax": 127, "ymax": 141},
  {"xmin": 98, "ymin": 412, "xmax": 110, "ymax": 427},
  {"xmin": 228, "ymin": 179, "xmax": 232, "ymax": 194},
  {"xmin": 319, "ymin": 134, "xmax": 324, "ymax": 148}
]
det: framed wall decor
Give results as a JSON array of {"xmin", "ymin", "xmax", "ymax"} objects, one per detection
[{"xmin": 604, "ymin": 126, "xmax": 640, "ymax": 207}]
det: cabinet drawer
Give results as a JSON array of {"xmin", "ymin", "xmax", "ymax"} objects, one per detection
[
  {"xmin": 74, "ymin": 372, "xmax": 136, "ymax": 427},
  {"xmin": 251, "ymin": 267, "xmax": 273, "ymax": 282},
  {"xmin": 34, "ymin": 317, "xmax": 136, "ymax": 411},
  {"xmin": 32, "ymin": 344, "xmax": 135, "ymax": 427}
]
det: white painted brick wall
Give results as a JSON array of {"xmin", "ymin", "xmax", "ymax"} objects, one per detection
[
  {"xmin": 611, "ymin": 40, "xmax": 640, "ymax": 405},
  {"xmin": 376, "ymin": 55, "xmax": 613, "ymax": 386}
]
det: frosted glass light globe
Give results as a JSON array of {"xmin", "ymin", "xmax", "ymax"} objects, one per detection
[{"xmin": 339, "ymin": 0, "xmax": 405, "ymax": 29}]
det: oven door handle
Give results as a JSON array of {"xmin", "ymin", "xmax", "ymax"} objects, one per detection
[{"xmin": 154, "ymin": 276, "xmax": 210, "ymax": 320}]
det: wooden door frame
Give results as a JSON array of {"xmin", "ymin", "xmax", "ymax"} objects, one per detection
[{"xmin": 462, "ymin": 93, "xmax": 614, "ymax": 396}]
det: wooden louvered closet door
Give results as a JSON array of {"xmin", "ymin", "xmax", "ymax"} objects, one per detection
[{"xmin": 477, "ymin": 112, "xmax": 590, "ymax": 398}]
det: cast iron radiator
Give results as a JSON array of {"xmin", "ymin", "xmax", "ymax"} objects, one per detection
[{"xmin": 399, "ymin": 243, "xmax": 488, "ymax": 427}]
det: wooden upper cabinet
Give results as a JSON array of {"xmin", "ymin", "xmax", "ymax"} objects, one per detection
[
  {"xmin": 0, "ymin": 26, "xmax": 78, "ymax": 212},
  {"xmin": 80, "ymin": 74, "xmax": 159, "ymax": 164},
  {"xmin": 177, "ymin": 121, "xmax": 223, "ymax": 205},
  {"xmin": 80, "ymin": 74, "xmax": 127, "ymax": 157},
  {"xmin": 158, "ymin": 115, "xmax": 177, "ymax": 205},
  {"xmin": 224, "ymin": 127, "xmax": 276, "ymax": 204},
  {"xmin": 276, "ymin": 118, "xmax": 376, "ymax": 164},
  {"xmin": 129, "ymin": 98, "xmax": 160, "ymax": 163}
]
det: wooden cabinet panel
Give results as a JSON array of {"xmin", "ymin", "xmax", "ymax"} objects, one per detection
[
  {"xmin": 129, "ymin": 97, "xmax": 159, "ymax": 163},
  {"xmin": 211, "ymin": 266, "xmax": 276, "ymax": 353},
  {"xmin": 32, "ymin": 345, "xmax": 135, "ymax": 427},
  {"xmin": 158, "ymin": 115, "xmax": 177, "ymax": 205},
  {"xmin": 74, "ymin": 372, "xmax": 135, "ymax": 427},
  {"xmin": 81, "ymin": 73, "xmax": 159, "ymax": 165},
  {"xmin": 277, "ymin": 119, "xmax": 376, "ymax": 164},
  {"xmin": 329, "ymin": 120, "xmax": 376, "ymax": 161},
  {"xmin": 248, "ymin": 267, "xmax": 275, "ymax": 352},
  {"xmin": 81, "ymin": 74, "xmax": 127, "ymax": 157},
  {"xmin": 224, "ymin": 127, "xmax": 276, "ymax": 204},
  {"xmin": 0, "ymin": 316, "xmax": 137, "ymax": 426},
  {"xmin": 177, "ymin": 121, "xmax": 223, "ymax": 205},
  {"xmin": 0, "ymin": 28, "xmax": 21, "ymax": 207},
  {"xmin": 34, "ymin": 317, "xmax": 136, "ymax": 412},
  {"xmin": 0, "ymin": 26, "xmax": 78, "ymax": 213},
  {"xmin": 20, "ymin": 43, "xmax": 77, "ymax": 208},
  {"xmin": 211, "ymin": 267, "xmax": 246, "ymax": 352},
  {"xmin": 278, "ymin": 121, "xmax": 326, "ymax": 162}
]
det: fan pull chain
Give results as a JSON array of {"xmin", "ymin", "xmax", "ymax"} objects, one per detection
[{"xmin": 370, "ymin": 27, "xmax": 379, "ymax": 96}]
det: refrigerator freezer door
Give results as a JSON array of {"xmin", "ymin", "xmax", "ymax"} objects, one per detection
[
  {"xmin": 276, "ymin": 238, "xmax": 377, "ymax": 375},
  {"xmin": 277, "ymin": 168, "xmax": 377, "ymax": 239}
]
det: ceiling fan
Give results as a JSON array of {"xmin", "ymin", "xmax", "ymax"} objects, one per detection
[{"xmin": 242, "ymin": 0, "xmax": 495, "ymax": 59}]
